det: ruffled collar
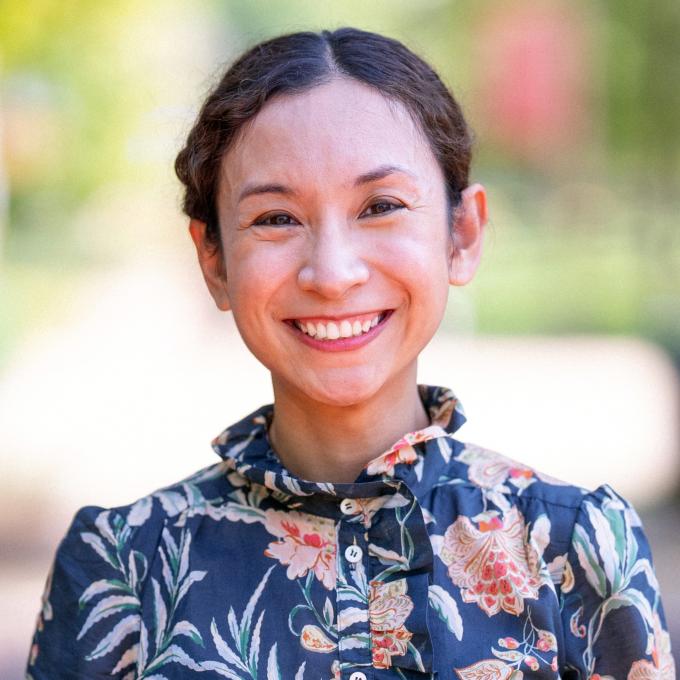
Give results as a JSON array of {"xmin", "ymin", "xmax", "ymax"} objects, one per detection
[{"xmin": 210, "ymin": 384, "xmax": 465, "ymax": 498}]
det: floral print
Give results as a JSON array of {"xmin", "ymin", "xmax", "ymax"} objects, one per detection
[
  {"xmin": 368, "ymin": 579, "xmax": 414, "ymax": 668},
  {"xmin": 26, "ymin": 384, "xmax": 674, "ymax": 679},
  {"xmin": 439, "ymin": 507, "xmax": 548, "ymax": 617},
  {"xmin": 365, "ymin": 425, "xmax": 446, "ymax": 476},
  {"xmin": 262, "ymin": 510, "xmax": 337, "ymax": 589}
]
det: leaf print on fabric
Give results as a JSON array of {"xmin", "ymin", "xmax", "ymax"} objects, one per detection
[
  {"xmin": 263, "ymin": 642, "xmax": 305, "ymax": 680},
  {"xmin": 428, "ymin": 584, "xmax": 463, "ymax": 640},
  {"xmin": 73, "ymin": 510, "xmax": 144, "ymax": 673},
  {"xmin": 138, "ymin": 527, "xmax": 207, "ymax": 677},
  {"xmin": 439, "ymin": 507, "xmax": 547, "ymax": 617},
  {"xmin": 368, "ymin": 578, "xmax": 414, "ymax": 670},
  {"xmin": 628, "ymin": 613, "xmax": 675, "ymax": 678},
  {"xmin": 288, "ymin": 570, "xmax": 338, "ymax": 655},
  {"xmin": 456, "ymin": 610, "xmax": 559, "ymax": 678},
  {"xmin": 300, "ymin": 624, "xmax": 337, "ymax": 652},
  {"xmin": 205, "ymin": 565, "xmax": 276, "ymax": 679},
  {"xmin": 454, "ymin": 658, "xmax": 518, "ymax": 679},
  {"xmin": 562, "ymin": 486, "xmax": 675, "ymax": 679}
]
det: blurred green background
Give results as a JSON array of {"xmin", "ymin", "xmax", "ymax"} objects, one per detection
[{"xmin": 1, "ymin": 0, "xmax": 679, "ymax": 369}]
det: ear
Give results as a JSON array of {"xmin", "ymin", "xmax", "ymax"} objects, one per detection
[
  {"xmin": 188, "ymin": 218, "xmax": 231, "ymax": 311},
  {"xmin": 448, "ymin": 183, "xmax": 488, "ymax": 286}
]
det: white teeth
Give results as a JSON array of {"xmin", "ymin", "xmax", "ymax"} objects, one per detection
[
  {"xmin": 295, "ymin": 312, "xmax": 387, "ymax": 340},
  {"xmin": 326, "ymin": 322, "xmax": 340, "ymax": 340}
]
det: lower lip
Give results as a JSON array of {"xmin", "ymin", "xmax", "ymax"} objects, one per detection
[{"xmin": 285, "ymin": 311, "xmax": 393, "ymax": 352}]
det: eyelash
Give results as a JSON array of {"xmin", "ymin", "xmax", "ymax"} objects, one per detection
[
  {"xmin": 252, "ymin": 199, "xmax": 405, "ymax": 227},
  {"xmin": 360, "ymin": 200, "xmax": 405, "ymax": 217}
]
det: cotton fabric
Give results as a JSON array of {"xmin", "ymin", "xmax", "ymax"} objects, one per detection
[{"xmin": 27, "ymin": 385, "xmax": 675, "ymax": 679}]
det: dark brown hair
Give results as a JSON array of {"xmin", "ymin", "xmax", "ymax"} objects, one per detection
[{"xmin": 175, "ymin": 27, "xmax": 472, "ymax": 252}]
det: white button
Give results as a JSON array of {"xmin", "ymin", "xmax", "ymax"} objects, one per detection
[
  {"xmin": 349, "ymin": 673, "xmax": 367, "ymax": 680},
  {"xmin": 344, "ymin": 544, "xmax": 363, "ymax": 563},
  {"xmin": 340, "ymin": 498, "xmax": 356, "ymax": 515}
]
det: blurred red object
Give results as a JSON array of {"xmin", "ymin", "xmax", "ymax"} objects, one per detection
[{"xmin": 475, "ymin": 0, "xmax": 592, "ymax": 163}]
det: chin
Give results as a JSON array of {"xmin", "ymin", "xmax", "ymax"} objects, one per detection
[{"xmin": 294, "ymin": 368, "xmax": 387, "ymax": 408}]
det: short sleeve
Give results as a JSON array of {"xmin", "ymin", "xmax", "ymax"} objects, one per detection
[
  {"xmin": 559, "ymin": 484, "xmax": 676, "ymax": 679},
  {"xmin": 26, "ymin": 505, "xmax": 143, "ymax": 679}
]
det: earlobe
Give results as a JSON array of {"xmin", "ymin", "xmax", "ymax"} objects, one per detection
[
  {"xmin": 448, "ymin": 183, "xmax": 488, "ymax": 287},
  {"xmin": 188, "ymin": 219, "xmax": 231, "ymax": 311}
]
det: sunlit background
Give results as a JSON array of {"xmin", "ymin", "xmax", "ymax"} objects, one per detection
[{"xmin": 1, "ymin": 0, "xmax": 679, "ymax": 675}]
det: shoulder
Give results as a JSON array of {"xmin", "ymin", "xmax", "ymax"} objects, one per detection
[
  {"xmin": 451, "ymin": 438, "xmax": 587, "ymax": 508},
  {"xmin": 27, "ymin": 460, "xmax": 239, "ymax": 676},
  {"xmin": 444, "ymin": 439, "xmax": 644, "ymax": 555},
  {"xmin": 62, "ymin": 458, "xmax": 240, "ymax": 557}
]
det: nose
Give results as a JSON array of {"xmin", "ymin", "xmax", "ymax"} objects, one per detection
[{"xmin": 297, "ymin": 220, "xmax": 370, "ymax": 299}]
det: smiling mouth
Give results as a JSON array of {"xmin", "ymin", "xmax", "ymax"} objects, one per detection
[{"xmin": 288, "ymin": 310, "xmax": 391, "ymax": 341}]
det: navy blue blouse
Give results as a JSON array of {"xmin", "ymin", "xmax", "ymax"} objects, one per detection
[{"xmin": 27, "ymin": 385, "xmax": 675, "ymax": 679}]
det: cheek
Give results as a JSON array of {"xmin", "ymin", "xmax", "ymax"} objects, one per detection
[
  {"xmin": 369, "ymin": 227, "xmax": 450, "ymax": 289},
  {"xmin": 224, "ymin": 239, "xmax": 297, "ymax": 318}
]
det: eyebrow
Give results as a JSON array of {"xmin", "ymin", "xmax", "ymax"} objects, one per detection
[
  {"xmin": 237, "ymin": 164, "xmax": 416, "ymax": 204},
  {"xmin": 353, "ymin": 164, "xmax": 416, "ymax": 187},
  {"xmin": 237, "ymin": 182, "xmax": 294, "ymax": 204}
]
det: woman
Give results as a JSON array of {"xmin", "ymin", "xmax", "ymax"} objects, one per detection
[{"xmin": 27, "ymin": 27, "xmax": 674, "ymax": 680}]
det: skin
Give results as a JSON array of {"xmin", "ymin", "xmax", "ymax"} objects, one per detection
[{"xmin": 189, "ymin": 76, "xmax": 487, "ymax": 483}]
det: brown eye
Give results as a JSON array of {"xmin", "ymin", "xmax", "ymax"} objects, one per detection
[
  {"xmin": 361, "ymin": 200, "xmax": 404, "ymax": 218},
  {"xmin": 253, "ymin": 213, "xmax": 299, "ymax": 227}
]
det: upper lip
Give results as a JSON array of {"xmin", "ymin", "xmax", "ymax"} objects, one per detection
[{"xmin": 286, "ymin": 309, "xmax": 390, "ymax": 323}]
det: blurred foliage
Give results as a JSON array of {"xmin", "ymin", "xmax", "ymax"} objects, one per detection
[
  {"xmin": 0, "ymin": 0, "xmax": 679, "ymax": 369},
  {"xmin": 0, "ymin": 0, "xmax": 143, "ymax": 234}
]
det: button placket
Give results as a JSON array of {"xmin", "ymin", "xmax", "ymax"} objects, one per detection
[{"xmin": 336, "ymin": 509, "xmax": 372, "ymax": 673}]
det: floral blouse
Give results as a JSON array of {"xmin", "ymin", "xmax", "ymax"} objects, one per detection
[{"xmin": 27, "ymin": 385, "xmax": 675, "ymax": 680}]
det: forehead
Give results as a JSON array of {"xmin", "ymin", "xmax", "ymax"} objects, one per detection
[{"xmin": 220, "ymin": 77, "xmax": 438, "ymax": 196}]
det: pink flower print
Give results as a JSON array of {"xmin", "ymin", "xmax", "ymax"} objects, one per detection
[
  {"xmin": 369, "ymin": 579, "xmax": 414, "ymax": 669},
  {"xmin": 262, "ymin": 510, "xmax": 336, "ymax": 590},
  {"xmin": 524, "ymin": 656, "xmax": 540, "ymax": 671},
  {"xmin": 372, "ymin": 628, "xmax": 413, "ymax": 670},
  {"xmin": 498, "ymin": 636, "xmax": 520, "ymax": 650},
  {"xmin": 536, "ymin": 629, "xmax": 557, "ymax": 652},
  {"xmin": 439, "ymin": 507, "xmax": 545, "ymax": 616},
  {"xmin": 365, "ymin": 425, "xmax": 446, "ymax": 476}
]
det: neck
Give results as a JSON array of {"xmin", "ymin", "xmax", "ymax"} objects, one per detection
[{"xmin": 267, "ymin": 366, "xmax": 430, "ymax": 484}]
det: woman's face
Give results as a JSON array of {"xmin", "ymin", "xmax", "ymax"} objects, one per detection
[{"xmin": 193, "ymin": 77, "xmax": 486, "ymax": 407}]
